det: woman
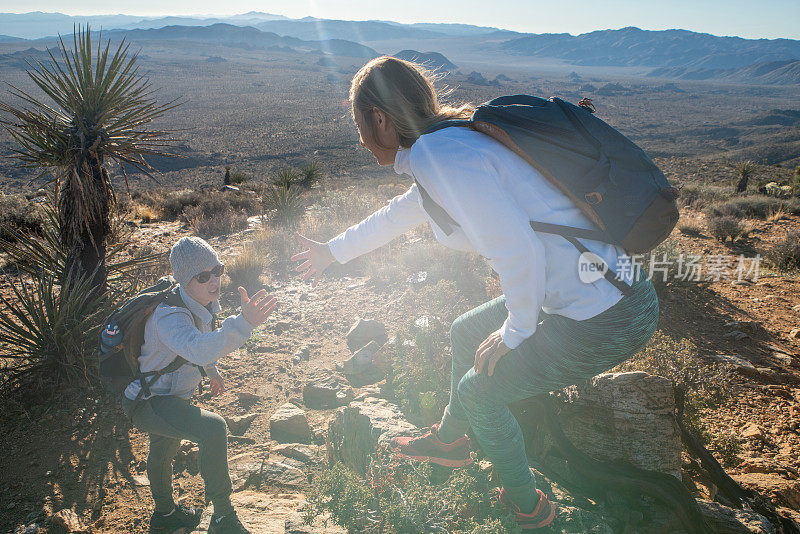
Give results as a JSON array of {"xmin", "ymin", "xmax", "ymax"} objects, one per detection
[
  {"xmin": 122, "ymin": 236, "xmax": 277, "ymax": 534},
  {"xmin": 292, "ymin": 57, "xmax": 658, "ymax": 530}
]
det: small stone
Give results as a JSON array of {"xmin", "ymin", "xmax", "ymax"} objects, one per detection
[
  {"xmin": 271, "ymin": 321, "xmax": 292, "ymax": 335},
  {"xmin": 132, "ymin": 474, "xmax": 150, "ymax": 486},
  {"xmin": 724, "ymin": 330, "xmax": 750, "ymax": 341},
  {"xmin": 269, "ymin": 403, "xmax": 313, "ymax": 443},
  {"xmin": 789, "ymin": 328, "xmax": 800, "ymax": 339},
  {"xmin": 224, "ymin": 413, "xmax": 259, "ymax": 436},
  {"xmin": 271, "ymin": 443, "xmax": 322, "ymax": 464},
  {"xmin": 235, "ymin": 391, "xmax": 262, "ymax": 406},
  {"xmin": 14, "ymin": 524, "xmax": 40, "ymax": 534},
  {"xmin": 742, "ymin": 423, "xmax": 765, "ymax": 440},
  {"xmin": 293, "ymin": 346, "xmax": 311, "ymax": 363},
  {"xmin": 303, "ymin": 375, "xmax": 354, "ymax": 409},
  {"xmin": 49, "ymin": 509, "xmax": 88, "ymax": 533},
  {"xmin": 346, "ymin": 318, "xmax": 388, "ymax": 353}
]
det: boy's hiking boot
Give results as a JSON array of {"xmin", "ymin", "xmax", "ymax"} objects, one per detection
[
  {"xmin": 149, "ymin": 504, "xmax": 203, "ymax": 533},
  {"xmin": 498, "ymin": 487, "xmax": 556, "ymax": 530},
  {"xmin": 208, "ymin": 511, "xmax": 251, "ymax": 534},
  {"xmin": 389, "ymin": 424, "xmax": 473, "ymax": 467}
]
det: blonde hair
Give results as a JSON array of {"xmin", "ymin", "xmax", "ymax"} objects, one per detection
[{"xmin": 349, "ymin": 56, "xmax": 473, "ymax": 149}]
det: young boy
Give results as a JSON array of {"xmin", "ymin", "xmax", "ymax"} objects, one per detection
[{"xmin": 121, "ymin": 236, "xmax": 277, "ymax": 534}]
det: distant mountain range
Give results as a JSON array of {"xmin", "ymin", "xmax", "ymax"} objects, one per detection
[
  {"xmin": 649, "ymin": 59, "xmax": 800, "ymax": 85},
  {"xmin": 101, "ymin": 24, "xmax": 377, "ymax": 58},
  {"xmin": 501, "ymin": 26, "xmax": 800, "ymax": 70},
  {"xmin": 394, "ymin": 50, "xmax": 458, "ymax": 71},
  {"xmin": 1, "ymin": 12, "xmax": 799, "ymax": 84}
]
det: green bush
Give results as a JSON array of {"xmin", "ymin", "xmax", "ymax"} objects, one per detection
[
  {"xmin": 273, "ymin": 168, "xmax": 301, "ymax": 190},
  {"xmin": 228, "ymin": 171, "xmax": 249, "ymax": 185},
  {"xmin": 298, "ymin": 162, "xmax": 322, "ymax": 189},
  {"xmin": 305, "ymin": 451, "xmax": 519, "ymax": 533},
  {"xmin": 382, "ymin": 316, "xmax": 451, "ymax": 426},
  {"xmin": 761, "ymin": 231, "xmax": 800, "ymax": 271},
  {"xmin": 675, "ymin": 183, "xmax": 730, "ymax": 209}
]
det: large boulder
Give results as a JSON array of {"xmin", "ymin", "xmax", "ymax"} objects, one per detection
[
  {"xmin": 269, "ymin": 403, "xmax": 313, "ymax": 443},
  {"xmin": 732, "ymin": 473, "xmax": 800, "ymax": 510},
  {"xmin": 327, "ymin": 397, "xmax": 417, "ymax": 474},
  {"xmin": 553, "ymin": 371, "xmax": 682, "ymax": 478}
]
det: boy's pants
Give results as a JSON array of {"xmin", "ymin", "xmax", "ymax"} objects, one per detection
[{"xmin": 122, "ymin": 395, "xmax": 233, "ymax": 515}]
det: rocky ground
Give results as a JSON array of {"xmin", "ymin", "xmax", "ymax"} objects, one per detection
[{"xmin": 2, "ymin": 192, "xmax": 800, "ymax": 533}]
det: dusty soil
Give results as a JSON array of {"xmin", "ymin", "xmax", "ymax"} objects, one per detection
[{"xmin": 1, "ymin": 197, "xmax": 800, "ymax": 533}]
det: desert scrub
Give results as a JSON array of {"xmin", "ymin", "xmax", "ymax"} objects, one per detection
[
  {"xmin": 273, "ymin": 168, "xmax": 301, "ymax": 189},
  {"xmin": 305, "ymin": 451, "xmax": 518, "ymax": 533},
  {"xmin": 761, "ymin": 231, "xmax": 800, "ymax": 271},
  {"xmin": 186, "ymin": 206, "xmax": 249, "ymax": 237},
  {"xmin": 225, "ymin": 245, "xmax": 266, "ymax": 292},
  {"xmin": 228, "ymin": 170, "xmax": 249, "ymax": 185},
  {"xmin": 675, "ymin": 183, "xmax": 730, "ymax": 210},
  {"xmin": 0, "ymin": 193, "xmax": 44, "ymax": 242},
  {"xmin": 298, "ymin": 162, "xmax": 322, "ymax": 189},
  {"xmin": 677, "ymin": 219, "xmax": 703, "ymax": 237},
  {"xmin": 136, "ymin": 189, "xmax": 261, "ymax": 221},
  {"xmin": 704, "ymin": 195, "xmax": 800, "ymax": 220},
  {"xmin": 708, "ymin": 216, "xmax": 746, "ymax": 243}
]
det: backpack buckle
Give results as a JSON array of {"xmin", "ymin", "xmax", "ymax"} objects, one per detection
[{"xmin": 585, "ymin": 192, "xmax": 603, "ymax": 205}]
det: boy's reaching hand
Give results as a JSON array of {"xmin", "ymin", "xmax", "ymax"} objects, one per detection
[{"xmin": 239, "ymin": 287, "xmax": 277, "ymax": 327}]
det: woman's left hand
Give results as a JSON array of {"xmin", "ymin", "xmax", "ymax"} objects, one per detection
[
  {"xmin": 474, "ymin": 330, "xmax": 511, "ymax": 376},
  {"xmin": 209, "ymin": 375, "xmax": 226, "ymax": 396}
]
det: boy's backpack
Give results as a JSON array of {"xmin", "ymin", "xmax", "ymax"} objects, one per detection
[
  {"xmin": 98, "ymin": 276, "xmax": 210, "ymax": 401},
  {"xmin": 417, "ymin": 94, "xmax": 679, "ymax": 295}
]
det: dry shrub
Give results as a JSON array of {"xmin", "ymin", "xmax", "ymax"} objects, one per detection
[
  {"xmin": 761, "ymin": 231, "xmax": 800, "ymax": 271},
  {"xmin": 677, "ymin": 218, "xmax": 703, "ymax": 237},
  {"xmin": 136, "ymin": 189, "xmax": 261, "ymax": 221},
  {"xmin": 704, "ymin": 195, "xmax": 800, "ymax": 220},
  {"xmin": 0, "ymin": 193, "xmax": 44, "ymax": 242},
  {"xmin": 676, "ymin": 183, "xmax": 730, "ymax": 210},
  {"xmin": 130, "ymin": 203, "xmax": 157, "ymax": 223},
  {"xmin": 225, "ymin": 245, "xmax": 266, "ymax": 292},
  {"xmin": 186, "ymin": 206, "xmax": 249, "ymax": 237},
  {"xmin": 262, "ymin": 185, "xmax": 305, "ymax": 227},
  {"xmin": 708, "ymin": 216, "xmax": 746, "ymax": 242}
]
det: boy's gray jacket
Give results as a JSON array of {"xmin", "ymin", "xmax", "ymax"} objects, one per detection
[{"xmin": 123, "ymin": 287, "xmax": 254, "ymax": 400}]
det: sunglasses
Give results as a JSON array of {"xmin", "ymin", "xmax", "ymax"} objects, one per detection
[{"xmin": 194, "ymin": 264, "xmax": 225, "ymax": 284}]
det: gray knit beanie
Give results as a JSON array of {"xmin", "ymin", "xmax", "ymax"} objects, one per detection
[{"xmin": 170, "ymin": 236, "xmax": 221, "ymax": 286}]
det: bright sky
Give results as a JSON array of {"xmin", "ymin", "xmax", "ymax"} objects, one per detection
[{"xmin": 1, "ymin": 0, "xmax": 798, "ymax": 40}]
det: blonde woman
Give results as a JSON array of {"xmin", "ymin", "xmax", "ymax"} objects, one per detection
[{"xmin": 292, "ymin": 57, "xmax": 658, "ymax": 530}]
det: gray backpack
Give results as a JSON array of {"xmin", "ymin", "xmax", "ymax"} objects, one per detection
[{"xmin": 417, "ymin": 95, "xmax": 679, "ymax": 295}]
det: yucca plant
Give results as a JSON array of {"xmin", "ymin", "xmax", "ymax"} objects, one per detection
[
  {"xmin": 734, "ymin": 160, "xmax": 757, "ymax": 193},
  {"xmin": 273, "ymin": 168, "xmax": 300, "ymax": 190},
  {"xmin": 298, "ymin": 161, "xmax": 321, "ymax": 189},
  {"xmin": 0, "ymin": 26, "xmax": 180, "ymax": 294},
  {"xmin": 0, "ymin": 269, "xmax": 112, "ymax": 389},
  {"xmin": 262, "ymin": 185, "xmax": 305, "ymax": 227}
]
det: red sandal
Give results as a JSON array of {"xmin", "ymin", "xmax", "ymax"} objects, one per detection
[{"xmin": 498, "ymin": 487, "xmax": 556, "ymax": 529}]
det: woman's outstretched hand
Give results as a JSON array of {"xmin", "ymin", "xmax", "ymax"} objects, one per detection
[
  {"xmin": 474, "ymin": 330, "xmax": 511, "ymax": 376},
  {"xmin": 239, "ymin": 287, "xmax": 277, "ymax": 327},
  {"xmin": 291, "ymin": 232, "xmax": 335, "ymax": 287}
]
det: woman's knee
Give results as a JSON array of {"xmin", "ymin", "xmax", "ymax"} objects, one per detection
[
  {"xmin": 198, "ymin": 411, "xmax": 228, "ymax": 445},
  {"xmin": 456, "ymin": 372, "xmax": 493, "ymax": 416}
]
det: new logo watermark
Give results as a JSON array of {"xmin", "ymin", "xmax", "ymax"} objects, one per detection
[{"xmin": 577, "ymin": 252, "xmax": 761, "ymax": 283}]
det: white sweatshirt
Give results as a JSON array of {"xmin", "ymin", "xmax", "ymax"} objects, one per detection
[
  {"xmin": 328, "ymin": 127, "xmax": 632, "ymax": 349},
  {"xmin": 123, "ymin": 286, "xmax": 255, "ymax": 400}
]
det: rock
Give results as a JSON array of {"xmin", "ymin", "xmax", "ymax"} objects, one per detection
[
  {"xmin": 551, "ymin": 504, "xmax": 614, "ymax": 533},
  {"xmin": 528, "ymin": 372, "xmax": 682, "ymax": 477},
  {"xmin": 327, "ymin": 397, "xmax": 417, "ymax": 474},
  {"xmin": 725, "ymin": 330, "xmax": 750, "ymax": 341},
  {"xmin": 293, "ymin": 346, "xmax": 311, "ymax": 363},
  {"xmin": 303, "ymin": 375, "xmax": 354, "ymax": 409},
  {"xmin": 346, "ymin": 318, "xmax": 388, "ymax": 352},
  {"xmin": 131, "ymin": 474, "xmax": 150, "ymax": 486},
  {"xmin": 790, "ymin": 328, "xmax": 800, "ymax": 339},
  {"xmin": 792, "ymin": 305, "xmax": 800, "ymax": 313},
  {"xmin": 696, "ymin": 500, "xmax": 775, "ymax": 533},
  {"xmin": 225, "ymin": 413, "xmax": 259, "ymax": 436},
  {"xmin": 229, "ymin": 454, "xmax": 307, "ymax": 489},
  {"xmin": 733, "ymin": 473, "xmax": 800, "ymax": 509},
  {"xmin": 269, "ymin": 403, "xmax": 313, "ymax": 443},
  {"xmin": 194, "ymin": 491, "xmax": 345, "ymax": 533},
  {"xmin": 49, "ymin": 509, "xmax": 89, "ymax": 533},
  {"xmin": 742, "ymin": 422, "xmax": 765, "ymax": 440},
  {"xmin": 271, "ymin": 443, "xmax": 323, "ymax": 464},
  {"xmin": 14, "ymin": 524, "xmax": 40, "ymax": 534},
  {"xmin": 235, "ymin": 391, "xmax": 262, "ymax": 406},
  {"xmin": 261, "ymin": 460, "xmax": 307, "ymax": 487},
  {"xmin": 343, "ymin": 340, "xmax": 381, "ymax": 374}
]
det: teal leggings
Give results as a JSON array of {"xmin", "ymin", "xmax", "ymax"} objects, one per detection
[{"xmin": 447, "ymin": 273, "xmax": 659, "ymax": 491}]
